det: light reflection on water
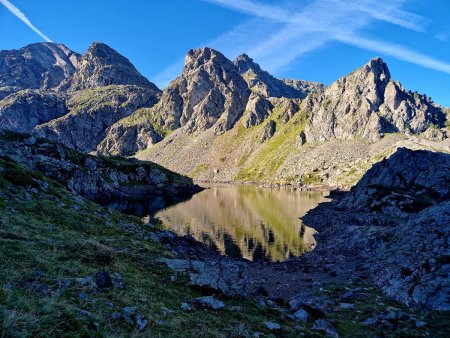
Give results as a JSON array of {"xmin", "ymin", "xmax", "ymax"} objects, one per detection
[{"xmin": 154, "ymin": 184, "xmax": 329, "ymax": 262}]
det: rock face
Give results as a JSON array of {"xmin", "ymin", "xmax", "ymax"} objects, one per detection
[
  {"xmin": 152, "ymin": 47, "xmax": 251, "ymax": 133},
  {"xmin": 241, "ymin": 93, "xmax": 273, "ymax": 128},
  {"xmin": 0, "ymin": 42, "xmax": 79, "ymax": 91},
  {"xmin": 0, "ymin": 42, "xmax": 161, "ymax": 154},
  {"xmin": 59, "ymin": 42, "xmax": 159, "ymax": 92},
  {"xmin": 96, "ymin": 108, "xmax": 165, "ymax": 156},
  {"xmin": 33, "ymin": 85, "xmax": 159, "ymax": 152},
  {"xmin": 0, "ymin": 130, "xmax": 197, "ymax": 201},
  {"xmin": 337, "ymin": 148, "xmax": 450, "ymax": 214},
  {"xmin": 302, "ymin": 148, "xmax": 450, "ymax": 310},
  {"xmin": 0, "ymin": 90, "xmax": 67, "ymax": 133},
  {"xmin": 304, "ymin": 58, "xmax": 446, "ymax": 142},
  {"xmin": 159, "ymin": 258, "xmax": 249, "ymax": 297},
  {"xmin": 233, "ymin": 54, "xmax": 322, "ymax": 99},
  {"xmin": 282, "ymin": 79, "xmax": 326, "ymax": 98}
]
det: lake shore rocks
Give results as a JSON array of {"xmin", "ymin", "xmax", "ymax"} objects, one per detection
[
  {"xmin": 0, "ymin": 130, "xmax": 202, "ymax": 202},
  {"xmin": 301, "ymin": 148, "xmax": 450, "ymax": 310}
]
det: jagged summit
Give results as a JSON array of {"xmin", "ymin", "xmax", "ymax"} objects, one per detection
[
  {"xmin": 233, "ymin": 53, "xmax": 263, "ymax": 74},
  {"xmin": 0, "ymin": 42, "xmax": 80, "ymax": 92},
  {"xmin": 148, "ymin": 47, "xmax": 250, "ymax": 133},
  {"xmin": 233, "ymin": 52, "xmax": 323, "ymax": 99},
  {"xmin": 361, "ymin": 57, "xmax": 391, "ymax": 83},
  {"xmin": 304, "ymin": 57, "xmax": 445, "ymax": 142},
  {"xmin": 59, "ymin": 42, "xmax": 160, "ymax": 92}
]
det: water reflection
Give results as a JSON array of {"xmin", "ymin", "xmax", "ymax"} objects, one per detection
[{"xmin": 154, "ymin": 184, "xmax": 328, "ymax": 262}]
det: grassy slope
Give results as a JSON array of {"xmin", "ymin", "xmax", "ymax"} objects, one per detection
[
  {"xmin": 0, "ymin": 158, "xmax": 300, "ymax": 337},
  {"xmin": 236, "ymin": 110, "xmax": 308, "ymax": 183}
]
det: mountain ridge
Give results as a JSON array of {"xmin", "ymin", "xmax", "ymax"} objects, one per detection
[{"xmin": 0, "ymin": 41, "xmax": 448, "ymax": 187}]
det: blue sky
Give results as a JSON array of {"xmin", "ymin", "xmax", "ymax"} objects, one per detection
[{"xmin": 1, "ymin": 0, "xmax": 449, "ymax": 106}]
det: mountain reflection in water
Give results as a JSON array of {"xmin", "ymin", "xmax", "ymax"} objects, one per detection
[{"xmin": 154, "ymin": 184, "xmax": 329, "ymax": 262}]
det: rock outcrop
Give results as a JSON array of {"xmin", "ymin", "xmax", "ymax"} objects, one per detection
[
  {"xmin": 33, "ymin": 85, "xmax": 159, "ymax": 152},
  {"xmin": 233, "ymin": 54, "xmax": 323, "ymax": 99},
  {"xmin": 96, "ymin": 108, "xmax": 164, "ymax": 156},
  {"xmin": 0, "ymin": 130, "xmax": 199, "ymax": 201},
  {"xmin": 159, "ymin": 258, "xmax": 249, "ymax": 297},
  {"xmin": 0, "ymin": 90, "xmax": 67, "ymax": 133},
  {"xmin": 304, "ymin": 58, "xmax": 446, "ymax": 142},
  {"xmin": 59, "ymin": 42, "xmax": 159, "ymax": 92},
  {"xmin": 0, "ymin": 42, "xmax": 79, "ymax": 91},
  {"xmin": 152, "ymin": 47, "xmax": 251, "ymax": 133},
  {"xmin": 241, "ymin": 93, "xmax": 273, "ymax": 128},
  {"xmin": 302, "ymin": 148, "xmax": 450, "ymax": 310}
]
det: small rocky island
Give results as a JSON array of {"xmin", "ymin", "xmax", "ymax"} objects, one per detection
[{"xmin": 0, "ymin": 41, "xmax": 448, "ymax": 337}]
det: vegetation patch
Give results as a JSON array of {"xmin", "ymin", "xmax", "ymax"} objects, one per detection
[
  {"xmin": 191, "ymin": 163, "xmax": 210, "ymax": 177},
  {"xmin": 237, "ymin": 111, "xmax": 308, "ymax": 182}
]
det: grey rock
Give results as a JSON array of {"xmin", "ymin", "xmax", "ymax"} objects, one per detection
[
  {"xmin": 180, "ymin": 302, "xmax": 193, "ymax": 311},
  {"xmin": 423, "ymin": 126, "xmax": 447, "ymax": 141},
  {"xmin": 0, "ymin": 90, "xmax": 67, "ymax": 133},
  {"xmin": 264, "ymin": 321, "xmax": 281, "ymax": 331},
  {"xmin": 415, "ymin": 320, "xmax": 427, "ymax": 328},
  {"xmin": 338, "ymin": 303, "xmax": 355, "ymax": 310},
  {"xmin": 302, "ymin": 148, "xmax": 450, "ymax": 310},
  {"xmin": 150, "ymin": 47, "xmax": 251, "ymax": 133},
  {"xmin": 304, "ymin": 58, "xmax": 446, "ymax": 143},
  {"xmin": 260, "ymin": 120, "xmax": 276, "ymax": 142},
  {"xmin": 0, "ymin": 130, "xmax": 196, "ymax": 201},
  {"xmin": 159, "ymin": 257, "xmax": 249, "ymax": 297},
  {"xmin": 59, "ymin": 42, "xmax": 159, "ymax": 92},
  {"xmin": 121, "ymin": 306, "xmax": 138, "ymax": 324},
  {"xmin": 361, "ymin": 316, "xmax": 378, "ymax": 326},
  {"xmin": 338, "ymin": 148, "xmax": 450, "ymax": 213},
  {"xmin": 97, "ymin": 107, "xmax": 164, "ymax": 156},
  {"xmin": 242, "ymin": 93, "xmax": 273, "ymax": 128},
  {"xmin": 135, "ymin": 314, "xmax": 148, "ymax": 331},
  {"xmin": 111, "ymin": 312, "xmax": 121, "ymax": 320},
  {"xmin": 292, "ymin": 309, "xmax": 309, "ymax": 322},
  {"xmin": 282, "ymin": 78, "xmax": 326, "ymax": 98},
  {"xmin": 0, "ymin": 42, "xmax": 79, "ymax": 91},
  {"xmin": 288, "ymin": 294, "xmax": 331, "ymax": 317},
  {"xmin": 192, "ymin": 296, "xmax": 225, "ymax": 310},
  {"xmin": 33, "ymin": 85, "xmax": 160, "ymax": 152},
  {"xmin": 234, "ymin": 54, "xmax": 324, "ymax": 99},
  {"xmin": 312, "ymin": 319, "xmax": 339, "ymax": 338}
]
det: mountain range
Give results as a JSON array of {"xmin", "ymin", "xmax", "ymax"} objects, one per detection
[{"xmin": 1, "ymin": 42, "xmax": 448, "ymax": 187}]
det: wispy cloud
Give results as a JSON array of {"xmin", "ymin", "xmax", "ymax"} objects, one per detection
[
  {"xmin": 0, "ymin": 0, "xmax": 52, "ymax": 42},
  {"xmin": 337, "ymin": 34, "xmax": 450, "ymax": 74},
  {"xmin": 153, "ymin": 0, "xmax": 449, "ymax": 88}
]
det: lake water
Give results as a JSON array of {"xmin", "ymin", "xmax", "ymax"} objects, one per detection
[{"xmin": 109, "ymin": 184, "xmax": 329, "ymax": 262}]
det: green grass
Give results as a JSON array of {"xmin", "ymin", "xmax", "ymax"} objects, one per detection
[
  {"xmin": 0, "ymin": 159, "xmax": 301, "ymax": 337},
  {"xmin": 191, "ymin": 163, "xmax": 209, "ymax": 177},
  {"xmin": 445, "ymin": 108, "xmax": 450, "ymax": 131},
  {"xmin": 117, "ymin": 107, "xmax": 171, "ymax": 138},
  {"xmin": 237, "ymin": 111, "xmax": 308, "ymax": 182}
]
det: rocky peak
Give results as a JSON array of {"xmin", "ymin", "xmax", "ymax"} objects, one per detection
[
  {"xmin": 60, "ymin": 42, "xmax": 160, "ymax": 92},
  {"xmin": 304, "ymin": 57, "xmax": 445, "ymax": 143},
  {"xmin": 0, "ymin": 42, "xmax": 80, "ymax": 91},
  {"xmin": 233, "ymin": 54, "xmax": 262, "ymax": 74},
  {"xmin": 150, "ymin": 47, "xmax": 250, "ymax": 133},
  {"xmin": 184, "ymin": 47, "xmax": 235, "ymax": 73},
  {"xmin": 233, "ymin": 54, "xmax": 321, "ymax": 99},
  {"xmin": 365, "ymin": 57, "xmax": 391, "ymax": 82}
]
